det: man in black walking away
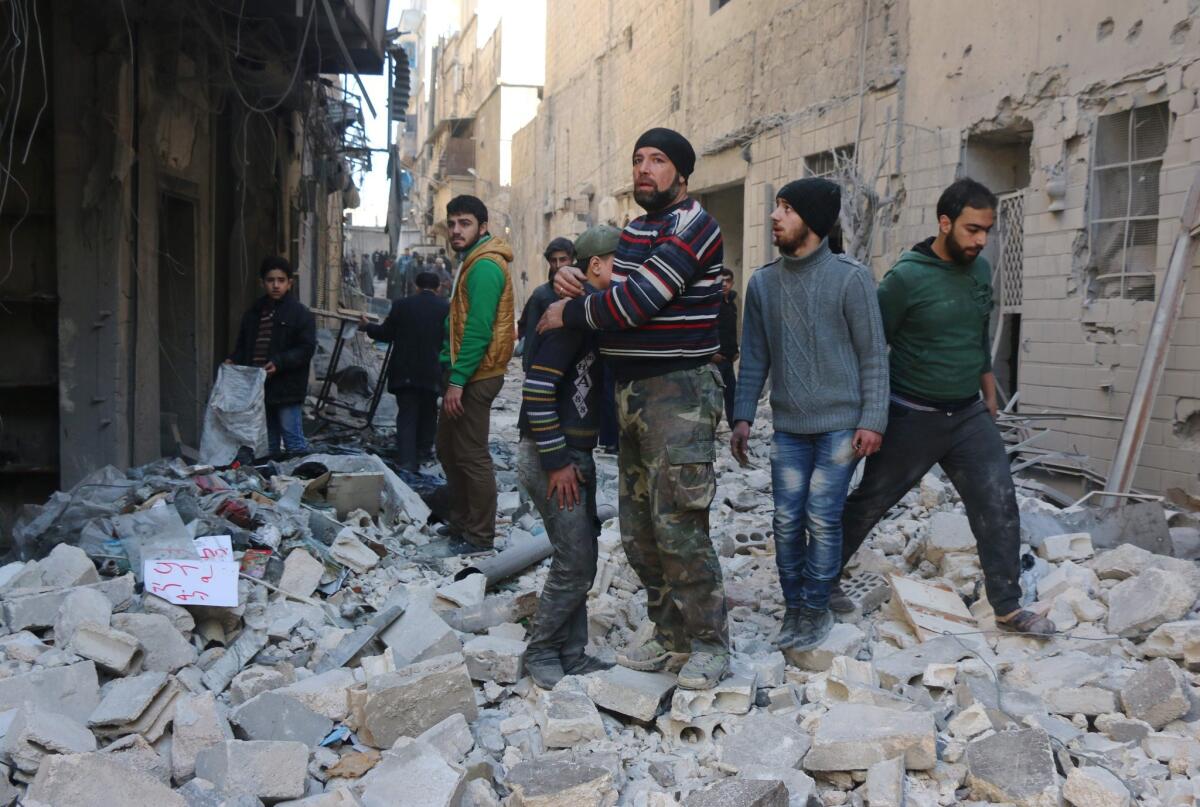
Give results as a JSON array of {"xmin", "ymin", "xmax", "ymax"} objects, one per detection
[{"xmin": 713, "ymin": 267, "xmax": 739, "ymax": 429}]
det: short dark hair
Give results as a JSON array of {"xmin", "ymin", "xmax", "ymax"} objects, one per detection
[
  {"xmin": 260, "ymin": 256, "xmax": 293, "ymax": 279},
  {"xmin": 415, "ymin": 271, "xmax": 440, "ymax": 290},
  {"xmin": 720, "ymin": 268, "xmax": 734, "ymax": 280},
  {"xmin": 936, "ymin": 178, "xmax": 998, "ymax": 223},
  {"xmin": 447, "ymin": 195, "xmax": 488, "ymax": 224}
]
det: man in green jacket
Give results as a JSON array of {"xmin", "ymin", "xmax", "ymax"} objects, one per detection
[
  {"xmin": 435, "ymin": 195, "xmax": 516, "ymax": 551},
  {"xmin": 836, "ymin": 178, "xmax": 1054, "ymax": 636}
]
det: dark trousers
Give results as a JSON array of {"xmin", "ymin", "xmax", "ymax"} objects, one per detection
[
  {"xmin": 715, "ymin": 359, "xmax": 736, "ymax": 429},
  {"xmin": 394, "ymin": 388, "xmax": 438, "ymax": 473},
  {"xmin": 598, "ymin": 363, "xmax": 619, "ymax": 449},
  {"xmin": 841, "ymin": 399, "xmax": 1023, "ymax": 615},
  {"xmin": 435, "ymin": 375, "xmax": 504, "ymax": 546}
]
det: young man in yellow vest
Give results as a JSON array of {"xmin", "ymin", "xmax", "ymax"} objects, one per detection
[{"xmin": 436, "ymin": 195, "xmax": 516, "ymax": 551}]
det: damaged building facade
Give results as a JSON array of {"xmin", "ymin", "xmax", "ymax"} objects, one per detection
[
  {"xmin": 508, "ymin": 0, "xmax": 1200, "ymax": 499},
  {"xmin": 0, "ymin": 0, "xmax": 390, "ymax": 532}
]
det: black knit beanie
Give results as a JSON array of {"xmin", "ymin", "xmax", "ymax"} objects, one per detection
[
  {"xmin": 633, "ymin": 128, "xmax": 696, "ymax": 179},
  {"xmin": 777, "ymin": 178, "xmax": 841, "ymax": 238}
]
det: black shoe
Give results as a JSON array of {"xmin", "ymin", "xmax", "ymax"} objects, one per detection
[
  {"xmin": 829, "ymin": 582, "xmax": 855, "ymax": 614},
  {"xmin": 446, "ymin": 536, "xmax": 493, "ymax": 555},
  {"xmin": 526, "ymin": 655, "xmax": 565, "ymax": 689},
  {"xmin": 435, "ymin": 524, "xmax": 460, "ymax": 539},
  {"xmin": 561, "ymin": 653, "xmax": 614, "ymax": 676},
  {"xmin": 777, "ymin": 607, "xmax": 804, "ymax": 648},
  {"xmin": 790, "ymin": 607, "xmax": 834, "ymax": 651}
]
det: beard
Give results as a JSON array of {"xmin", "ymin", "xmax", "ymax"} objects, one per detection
[
  {"xmin": 634, "ymin": 173, "xmax": 686, "ymax": 212},
  {"xmin": 945, "ymin": 231, "xmax": 980, "ymax": 265},
  {"xmin": 774, "ymin": 221, "xmax": 811, "ymax": 254}
]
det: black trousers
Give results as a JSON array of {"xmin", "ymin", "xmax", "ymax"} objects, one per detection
[
  {"xmin": 841, "ymin": 399, "xmax": 1023, "ymax": 615},
  {"xmin": 394, "ymin": 387, "xmax": 438, "ymax": 473}
]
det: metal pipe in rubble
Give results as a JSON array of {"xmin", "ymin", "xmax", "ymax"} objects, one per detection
[{"xmin": 454, "ymin": 528, "xmax": 552, "ymax": 585}]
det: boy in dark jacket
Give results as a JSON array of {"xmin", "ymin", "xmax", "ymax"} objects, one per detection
[
  {"xmin": 227, "ymin": 257, "xmax": 317, "ymax": 456},
  {"xmin": 361, "ymin": 271, "xmax": 451, "ymax": 472},
  {"xmin": 519, "ymin": 225, "xmax": 621, "ymax": 689}
]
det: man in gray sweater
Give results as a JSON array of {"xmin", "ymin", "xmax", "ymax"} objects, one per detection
[{"xmin": 731, "ymin": 178, "xmax": 889, "ymax": 650}]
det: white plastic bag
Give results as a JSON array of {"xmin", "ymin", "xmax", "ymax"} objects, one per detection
[{"xmin": 199, "ymin": 364, "xmax": 268, "ymax": 465}]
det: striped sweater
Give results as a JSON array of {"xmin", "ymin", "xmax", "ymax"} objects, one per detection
[
  {"xmin": 517, "ymin": 325, "xmax": 601, "ymax": 470},
  {"xmin": 562, "ymin": 197, "xmax": 723, "ymax": 381}
]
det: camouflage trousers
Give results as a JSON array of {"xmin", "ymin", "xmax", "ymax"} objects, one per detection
[{"xmin": 616, "ymin": 364, "xmax": 730, "ymax": 655}]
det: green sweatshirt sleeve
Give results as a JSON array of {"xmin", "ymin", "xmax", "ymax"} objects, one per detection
[
  {"xmin": 449, "ymin": 259, "xmax": 505, "ymax": 387},
  {"xmin": 876, "ymin": 267, "xmax": 909, "ymax": 345}
]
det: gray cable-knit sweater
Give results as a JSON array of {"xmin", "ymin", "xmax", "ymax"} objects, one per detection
[{"xmin": 733, "ymin": 242, "xmax": 889, "ymax": 435}]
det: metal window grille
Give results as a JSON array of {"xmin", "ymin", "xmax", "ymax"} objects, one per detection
[
  {"xmin": 995, "ymin": 191, "xmax": 1024, "ymax": 312},
  {"xmin": 805, "ymin": 145, "xmax": 856, "ymax": 179},
  {"xmin": 1089, "ymin": 103, "xmax": 1169, "ymax": 301}
]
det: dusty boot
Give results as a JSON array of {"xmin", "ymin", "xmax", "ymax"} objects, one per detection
[
  {"xmin": 616, "ymin": 637, "xmax": 689, "ymax": 672},
  {"xmin": 525, "ymin": 654, "xmax": 565, "ymax": 689},
  {"xmin": 676, "ymin": 652, "xmax": 729, "ymax": 690},
  {"xmin": 996, "ymin": 609, "xmax": 1055, "ymax": 637},
  {"xmin": 829, "ymin": 582, "xmax": 855, "ymax": 614},
  {"xmin": 561, "ymin": 653, "xmax": 614, "ymax": 676},
  {"xmin": 790, "ymin": 607, "xmax": 834, "ymax": 651},
  {"xmin": 776, "ymin": 607, "xmax": 804, "ymax": 648}
]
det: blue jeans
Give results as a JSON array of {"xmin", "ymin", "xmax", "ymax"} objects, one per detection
[
  {"xmin": 266, "ymin": 404, "xmax": 308, "ymax": 455},
  {"xmin": 771, "ymin": 429, "xmax": 859, "ymax": 610}
]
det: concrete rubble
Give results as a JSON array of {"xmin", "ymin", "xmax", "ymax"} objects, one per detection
[{"xmin": 0, "ymin": 367, "xmax": 1198, "ymax": 806}]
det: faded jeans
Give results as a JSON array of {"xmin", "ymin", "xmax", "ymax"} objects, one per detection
[
  {"xmin": 771, "ymin": 429, "xmax": 860, "ymax": 611},
  {"xmin": 267, "ymin": 404, "xmax": 308, "ymax": 455}
]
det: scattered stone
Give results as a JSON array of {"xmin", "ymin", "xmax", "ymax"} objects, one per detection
[
  {"xmin": 717, "ymin": 712, "xmax": 812, "ymax": 774},
  {"xmin": 0, "ymin": 705, "xmax": 97, "ymax": 773},
  {"xmin": 416, "ymin": 713, "xmax": 475, "ymax": 763},
  {"xmin": 231, "ymin": 690, "xmax": 333, "ymax": 747},
  {"xmin": 538, "ymin": 688, "xmax": 606, "ymax": 748},
  {"xmin": 683, "ymin": 778, "xmax": 788, "ymax": 807},
  {"xmin": 583, "ymin": 666, "xmax": 676, "ymax": 722},
  {"xmin": 89, "ymin": 671, "xmax": 168, "ymax": 729},
  {"xmin": 865, "ymin": 756, "xmax": 906, "ymax": 807},
  {"xmin": 273, "ymin": 668, "xmax": 356, "ymax": 721},
  {"xmin": 784, "ymin": 623, "xmax": 865, "ymax": 671},
  {"xmin": 947, "ymin": 702, "xmax": 993, "ymax": 739},
  {"xmin": 670, "ymin": 675, "xmax": 755, "ymax": 720},
  {"xmin": 279, "ymin": 549, "xmax": 325, "ymax": 599},
  {"xmin": 329, "ymin": 531, "xmax": 379, "ymax": 574},
  {"xmin": 39, "ymin": 543, "xmax": 102, "ymax": 588},
  {"xmin": 1120, "ymin": 657, "xmax": 1191, "ymax": 729},
  {"xmin": 504, "ymin": 757, "xmax": 616, "ymax": 807},
  {"xmin": 1107, "ymin": 568, "xmax": 1198, "ymax": 637},
  {"xmin": 1142, "ymin": 620, "xmax": 1200, "ymax": 659},
  {"xmin": 804, "ymin": 704, "xmax": 936, "ymax": 771},
  {"xmin": 925, "ymin": 512, "xmax": 976, "ymax": 562},
  {"xmin": 1063, "ymin": 765, "xmax": 1130, "ymax": 807},
  {"xmin": 354, "ymin": 653, "xmax": 478, "ymax": 747},
  {"xmin": 462, "ymin": 635, "xmax": 526, "ymax": 684},
  {"xmin": 172, "ymin": 691, "xmax": 233, "ymax": 781},
  {"xmin": 194, "ymin": 740, "xmax": 308, "ymax": 803},
  {"xmin": 68, "ymin": 622, "xmax": 142, "ymax": 674},
  {"xmin": 229, "ymin": 666, "xmax": 290, "ymax": 706},
  {"xmin": 1039, "ymin": 532, "xmax": 1095, "ymax": 562},
  {"xmin": 435, "ymin": 574, "xmax": 487, "ymax": 608},
  {"xmin": 112, "ymin": 613, "xmax": 197, "ymax": 672},
  {"xmin": 99, "ymin": 733, "xmax": 172, "ymax": 785},
  {"xmin": 738, "ymin": 764, "xmax": 817, "ymax": 807},
  {"xmin": 379, "ymin": 602, "xmax": 463, "ymax": 668},
  {"xmin": 357, "ymin": 738, "xmax": 465, "ymax": 807},
  {"xmin": 143, "ymin": 595, "xmax": 195, "ymax": 633},
  {"xmin": 965, "ymin": 729, "xmax": 1059, "ymax": 807},
  {"xmin": 28, "ymin": 752, "xmax": 186, "ymax": 807},
  {"xmin": 53, "ymin": 587, "xmax": 114, "ymax": 647},
  {"xmin": 2, "ymin": 573, "xmax": 134, "ymax": 632},
  {"xmin": 1043, "ymin": 686, "xmax": 1119, "ymax": 717}
]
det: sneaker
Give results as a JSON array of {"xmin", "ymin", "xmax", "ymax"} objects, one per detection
[
  {"xmin": 996, "ymin": 609, "xmax": 1056, "ymax": 637},
  {"xmin": 829, "ymin": 583, "xmax": 855, "ymax": 614},
  {"xmin": 525, "ymin": 655, "xmax": 565, "ymax": 689},
  {"xmin": 561, "ymin": 653, "xmax": 615, "ymax": 676},
  {"xmin": 676, "ymin": 652, "xmax": 729, "ymax": 690},
  {"xmin": 616, "ymin": 638, "xmax": 689, "ymax": 672},
  {"xmin": 776, "ymin": 607, "xmax": 803, "ymax": 648},
  {"xmin": 789, "ymin": 607, "xmax": 834, "ymax": 651}
]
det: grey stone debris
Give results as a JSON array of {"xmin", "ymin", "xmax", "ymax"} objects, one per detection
[
  {"xmin": 582, "ymin": 666, "xmax": 676, "ymax": 722},
  {"xmin": 273, "ymin": 668, "xmax": 357, "ymax": 722},
  {"xmin": 176, "ymin": 778, "xmax": 267, "ymax": 807},
  {"xmin": 1120, "ymin": 657, "xmax": 1192, "ymax": 729},
  {"xmin": 202, "ymin": 629, "xmax": 270, "ymax": 693},
  {"xmin": 965, "ymin": 728, "xmax": 1060, "ymax": 806},
  {"xmin": 230, "ymin": 666, "xmax": 290, "ymax": 706},
  {"xmin": 89, "ymin": 670, "xmax": 168, "ymax": 728},
  {"xmin": 2, "ymin": 573, "xmax": 134, "ymax": 632},
  {"xmin": 194, "ymin": 740, "xmax": 308, "ymax": 803},
  {"xmin": 804, "ymin": 704, "xmax": 936, "ymax": 771},
  {"xmin": 874, "ymin": 635, "xmax": 986, "ymax": 689},
  {"xmin": 112, "ymin": 612, "xmax": 198, "ymax": 672},
  {"xmin": 717, "ymin": 712, "xmax": 812, "ymax": 774},
  {"xmin": 1043, "ymin": 685, "xmax": 1119, "ymax": 716},
  {"xmin": 416, "ymin": 713, "xmax": 476, "ymax": 764},
  {"xmin": 53, "ymin": 586, "xmax": 114, "ymax": 647},
  {"xmin": 784, "ymin": 622, "xmax": 865, "ymax": 672},
  {"xmin": 0, "ymin": 705, "xmax": 97, "ymax": 774},
  {"xmin": 357, "ymin": 737, "xmax": 465, "ymax": 807},
  {"xmin": 379, "ymin": 601, "xmax": 463, "ymax": 667},
  {"xmin": 100, "ymin": 733, "xmax": 173, "ymax": 784},
  {"xmin": 0, "ymin": 660, "xmax": 100, "ymax": 723},
  {"xmin": 172, "ymin": 692, "xmax": 234, "ymax": 782},
  {"xmin": 355, "ymin": 652, "xmax": 478, "ymax": 747},
  {"xmin": 925, "ymin": 512, "xmax": 976, "ymax": 562},
  {"xmin": 683, "ymin": 778, "xmax": 788, "ymax": 807},
  {"xmin": 279, "ymin": 548, "xmax": 325, "ymax": 599},
  {"xmin": 1106, "ymin": 567, "xmax": 1199, "ymax": 637},
  {"xmin": 462, "ymin": 635, "xmax": 527, "ymax": 684},
  {"xmin": 737, "ymin": 764, "xmax": 817, "ymax": 807},
  {"xmin": 68, "ymin": 621, "xmax": 142, "ymax": 674},
  {"xmin": 670, "ymin": 675, "xmax": 755, "ymax": 720},
  {"xmin": 865, "ymin": 756, "xmax": 906, "ymax": 807},
  {"xmin": 27, "ymin": 752, "xmax": 187, "ymax": 807},
  {"xmin": 503, "ymin": 757, "xmax": 616, "ymax": 807},
  {"xmin": 38, "ymin": 543, "xmax": 102, "ymax": 588},
  {"xmin": 538, "ymin": 687, "xmax": 606, "ymax": 748},
  {"xmin": 230, "ymin": 690, "xmax": 333, "ymax": 747}
]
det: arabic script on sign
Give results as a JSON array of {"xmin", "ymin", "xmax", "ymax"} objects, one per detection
[{"xmin": 143, "ymin": 559, "xmax": 239, "ymax": 607}]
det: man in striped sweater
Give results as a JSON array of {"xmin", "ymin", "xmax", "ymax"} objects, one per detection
[{"xmin": 539, "ymin": 128, "xmax": 730, "ymax": 690}]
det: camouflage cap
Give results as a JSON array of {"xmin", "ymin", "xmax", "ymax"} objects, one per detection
[{"xmin": 573, "ymin": 225, "xmax": 622, "ymax": 266}]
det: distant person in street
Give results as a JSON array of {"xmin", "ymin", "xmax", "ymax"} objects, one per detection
[
  {"xmin": 731, "ymin": 178, "xmax": 889, "ymax": 651},
  {"xmin": 359, "ymin": 253, "xmax": 374, "ymax": 297},
  {"xmin": 518, "ymin": 236, "xmax": 576, "ymax": 373},
  {"xmin": 362, "ymin": 271, "xmax": 450, "ymax": 472},
  {"xmin": 713, "ymin": 267, "xmax": 739, "ymax": 429},
  {"xmin": 519, "ymin": 225, "xmax": 622, "ymax": 688},
  {"xmin": 834, "ymin": 177, "xmax": 1054, "ymax": 636},
  {"xmin": 227, "ymin": 256, "xmax": 316, "ymax": 457},
  {"xmin": 436, "ymin": 195, "xmax": 516, "ymax": 551},
  {"xmin": 386, "ymin": 251, "xmax": 409, "ymax": 301},
  {"xmin": 539, "ymin": 127, "xmax": 731, "ymax": 690}
]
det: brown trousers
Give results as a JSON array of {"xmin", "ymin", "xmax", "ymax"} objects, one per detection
[{"xmin": 435, "ymin": 374, "xmax": 504, "ymax": 545}]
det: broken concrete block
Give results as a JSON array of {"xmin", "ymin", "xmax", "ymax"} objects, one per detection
[
  {"xmin": 947, "ymin": 703, "xmax": 993, "ymax": 739},
  {"xmin": 965, "ymin": 729, "xmax": 1059, "ymax": 807},
  {"xmin": 143, "ymin": 594, "xmax": 195, "ymax": 634},
  {"xmin": 379, "ymin": 602, "xmax": 462, "ymax": 668},
  {"xmin": 231, "ymin": 690, "xmax": 333, "ymax": 747},
  {"xmin": 69, "ymin": 621, "xmax": 142, "ymax": 675},
  {"xmin": 274, "ymin": 668, "xmax": 356, "ymax": 721},
  {"xmin": 737, "ymin": 765, "xmax": 816, "ymax": 807},
  {"xmin": 1056, "ymin": 586, "xmax": 1107, "ymax": 623},
  {"xmin": 582, "ymin": 666, "xmax": 676, "ymax": 722},
  {"xmin": 1038, "ymin": 532, "xmax": 1094, "ymax": 562},
  {"xmin": 865, "ymin": 756, "xmax": 906, "ymax": 807},
  {"xmin": 358, "ymin": 737, "xmax": 465, "ymax": 807},
  {"xmin": 656, "ymin": 713, "xmax": 729, "ymax": 747},
  {"xmin": 1043, "ymin": 686, "xmax": 1119, "ymax": 717},
  {"xmin": 28, "ymin": 752, "xmax": 186, "ymax": 807},
  {"xmin": 99, "ymin": 733, "xmax": 172, "ymax": 785},
  {"xmin": 435, "ymin": 573, "xmax": 487, "ymax": 609},
  {"xmin": 670, "ymin": 675, "xmax": 755, "ymax": 721},
  {"xmin": 330, "ymin": 530, "xmax": 379, "ymax": 573},
  {"xmin": 0, "ymin": 705, "xmax": 97, "ymax": 773},
  {"xmin": 1063, "ymin": 765, "xmax": 1130, "ymax": 807},
  {"xmin": 416, "ymin": 713, "xmax": 475, "ymax": 764},
  {"xmin": 279, "ymin": 549, "xmax": 325, "ymax": 600},
  {"xmin": 1143, "ymin": 620, "xmax": 1200, "ymax": 660},
  {"xmin": 89, "ymin": 671, "xmax": 168, "ymax": 728},
  {"xmin": 175, "ymin": 777, "xmax": 268, "ymax": 807},
  {"xmin": 925, "ymin": 512, "xmax": 976, "ymax": 563},
  {"xmin": 684, "ymin": 779, "xmax": 788, "ymax": 807},
  {"xmin": 537, "ymin": 688, "xmax": 606, "ymax": 748},
  {"xmin": 1107, "ymin": 568, "xmax": 1198, "ymax": 637},
  {"xmin": 462, "ymin": 635, "xmax": 526, "ymax": 684},
  {"xmin": 1088, "ymin": 543, "xmax": 1156, "ymax": 580},
  {"xmin": 97, "ymin": 677, "xmax": 181, "ymax": 743},
  {"xmin": 3, "ymin": 573, "xmax": 134, "ymax": 631},
  {"xmin": 731, "ymin": 652, "xmax": 786, "ymax": 688},
  {"xmin": 355, "ymin": 653, "xmax": 478, "ymax": 748},
  {"xmin": 783, "ymin": 622, "xmax": 865, "ymax": 671},
  {"xmin": 39, "ymin": 543, "xmax": 101, "ymax": 588},
  {"xmin": 504, "ymin": 757, "xmax": 615, "ymax": 807},
  {"xmin": 874, "ymin": 635, "xmax": 986, "ymax": 690},
  {"xmin": 920, "ymin": 663, "xmax": 958, "ymax": 690},
  {"xmin": 230, "ymin": 666, "xmax": 290, "ymax": 706},
  {"xmin": 282, "ymin": 789, "xmax": 362, "ymax": 806},
  {"xmin": 0, "ymin": 630, "xmax": 50, "ymax": 662},
  {"xmin": 112, "ymin": 613, "xmax": 197, "ymax": 672},
  {"xmin": 804, "ymin": 704, "xmax": 936, "ymax": 771},
  {"xmin": 1120, "ymin": 657, "xmax": 1191, "ymax": 729},
  {"xmin": 53, "ymin": 586, "xmax": 114, "ymax": 647},
  {"xmin": 717, "ymin": 712, "xmax": 812, "ymax": 774},
  {"xmin": 1036, "ymin": 560, "xmax": 1100, "ymax": 600},
  {"xmin": 172, "ymin": 692, "xmax": 234, "ymax": 782},
  {"xmin": 202, "ymin": 629, "xmax": 270, "ymax": 694},
  {"xmin": 0, "ymin": 661, "xmax": 100, "ymax": 723},
  {"xmin": 194, "ymin": 740, "xmax": 308, "ymax": 802}
]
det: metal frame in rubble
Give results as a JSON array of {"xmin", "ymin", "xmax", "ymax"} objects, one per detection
[{"xmin": 310, "ymin": 307, "xmax": 393, "ymax": 435}]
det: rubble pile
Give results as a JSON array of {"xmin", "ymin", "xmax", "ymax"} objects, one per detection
[{"xmin": 2, "ymin": 367, "xmax": 1200, "ymax": 807}]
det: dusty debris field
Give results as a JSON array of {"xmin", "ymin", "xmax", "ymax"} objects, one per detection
[{"xmin": 3, "ymin": 366, "xmax": 1200, "ymax": 807}]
